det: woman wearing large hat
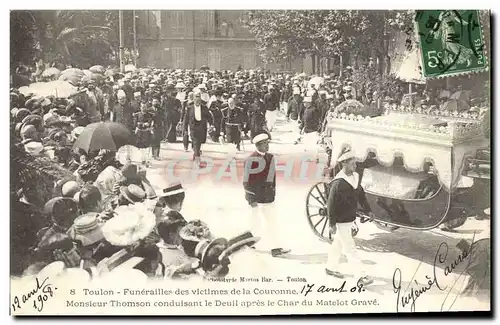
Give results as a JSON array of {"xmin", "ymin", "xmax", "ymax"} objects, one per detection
[
  {"xmin": 155, "ymin": 212, "xmax": 201, "ymax": 279},
  {"xmin": 112, "ymin": 163, "xmax": 156, "ymax": 200},
  {"xmin": 99, "ymin": 196, "xmax": 160, "ymax": 277},
  {"xmin": 67, "ymin": 212, "xmax": 106, "ymax": 269}
]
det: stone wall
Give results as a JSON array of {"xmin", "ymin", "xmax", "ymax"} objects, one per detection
[{"xmin": 137, "ymin": 10, "xmax": 305, "ymax": 72}]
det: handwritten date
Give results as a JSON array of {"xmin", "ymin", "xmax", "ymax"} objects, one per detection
[
  {"xmin": 300, "ymin": 278, "xmax": 367, "ymax": 297},
  {"xmin": 11, "ymin": 277, "xmax": 57, "ymax": 313}
]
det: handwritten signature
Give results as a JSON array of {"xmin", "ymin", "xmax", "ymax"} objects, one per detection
[
  {"xmin": 393, "ymin": 232, "xmax": 483, "ymax": 312},
  {"xmin": 11, "ymin": 277, "xmax": 57, "ymax": 313}
]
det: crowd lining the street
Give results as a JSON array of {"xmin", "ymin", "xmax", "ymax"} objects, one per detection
[{"xmin": 10, "ymin": 60, "xmax": 489, "ymax": 283}]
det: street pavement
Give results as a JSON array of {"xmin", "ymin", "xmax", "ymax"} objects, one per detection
[{"xmin": 141, "ymin": 112, "xmax": 490, "ymax": 312}]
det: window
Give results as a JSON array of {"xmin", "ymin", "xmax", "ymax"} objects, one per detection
[
  {"xmin": 214, "ymin": 11, "xmax": 220, "ymax": 35},
  {"xmin": 220, "ymin": 21, "xmax": 228, "ymax": 37},
  {"xmin": 205, "ymin": 10, "xmax": 215, "ymax": 35},
  {"xmin": 171, "ymin": 48, "xmax": 185, "ymax": 69},
  {"xmin": 244, "ymin": 52, "xmax": 256, "ymax": 70},
  {"xmin": 171, "ymin": 11, "xmax": 185, "ymax": 33},
  {"xmin": 207, "ymin": 48, "xmax": 221, "ymax": 71},
  {"xmin": 227, "ymin": 23, "xmax": 234, "ymax": 37}
]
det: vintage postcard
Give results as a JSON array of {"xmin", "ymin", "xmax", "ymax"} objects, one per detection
[{"xmin": 9, "ymin": 9, "xmax": 491, "ymax": 316}]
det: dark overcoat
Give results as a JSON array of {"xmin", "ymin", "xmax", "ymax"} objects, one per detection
[{"xmin": 182, "ymin": 103, "xmax": 213, "ymax": 144}]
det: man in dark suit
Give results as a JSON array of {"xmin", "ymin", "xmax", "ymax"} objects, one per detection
[
  {"xmin": 182, "ymin": 90, "xmax": 213, "ymax": 163},
  {"xmin": 150, "ymin": 97, "xmax": 164, "ymax": 160},
  {"xmin": 243, "ymin": 133, "xmax": 290, "ymax": 257},
  {"xmin": 162, "ymin": 84, "xmax": 182, "ymax": 143},
  {"xmin": 111, "ymin": 90, "xmax": 134, "ymax": 132},
  {"xmin": 221, "ymin": 98, "xmax": 245, "ymax": 153},
  {"xmin": 302, "ymin": 96, "xmax": 322, "ymax": 162}
]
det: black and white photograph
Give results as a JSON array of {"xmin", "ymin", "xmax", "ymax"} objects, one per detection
[{"xmin": 8, "ymin": 8, "xmax": 491, "ymax": 315}]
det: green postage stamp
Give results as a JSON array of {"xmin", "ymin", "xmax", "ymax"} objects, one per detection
[{"xmin": 415, "ymin": 10, "xmax": 488, "ymax": 78}]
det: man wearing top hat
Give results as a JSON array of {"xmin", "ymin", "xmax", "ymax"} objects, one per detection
[
  {"xmin": 325, "ymin": 147, "xmax": 375, "ymax": 285},
  {"xmin": 243, "ymin": 133, "xmax": 290, "ymax": 257}
]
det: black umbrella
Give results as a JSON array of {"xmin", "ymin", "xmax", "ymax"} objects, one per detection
[{"xmin": 73, "ymin": 122, "xmax": 135, "ymax": 154}]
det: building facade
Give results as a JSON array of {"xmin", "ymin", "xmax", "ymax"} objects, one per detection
[{"xmin": 136, "ymin": 10, "xmax": 304, "ymax": 72}]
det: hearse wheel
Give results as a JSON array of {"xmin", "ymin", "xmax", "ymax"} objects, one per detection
[{"xmin": 306, "ymin": 181, "xmax": 333, "ymax": 243}]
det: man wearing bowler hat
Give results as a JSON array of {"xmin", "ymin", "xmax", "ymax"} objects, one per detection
[
  {"xmin": 243, "ymin": 133, "xmax": 290, "ymax": 257},
  {"xmin": 325, "ymin": 147, "xmax": 375, "ymax": 285}
]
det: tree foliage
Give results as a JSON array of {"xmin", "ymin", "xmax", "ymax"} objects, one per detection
[
  {"xmin": 242, "ymin": 10, "xmax": 415, "ymax": 66},
  {"xmin": 10, "ymin": 11, "xmax": 43, "ymax": 70},
  {"xmin": 11, "ymin": 10, "xmax": 137, "ymax": 69}
]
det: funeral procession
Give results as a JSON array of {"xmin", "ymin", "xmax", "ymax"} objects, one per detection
[{"xmin": 9, "ymin": 10, "xmax": 490, "ymax": 311}]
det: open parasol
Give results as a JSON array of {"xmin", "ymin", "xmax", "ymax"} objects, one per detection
[
  {"xmin": 105, "ymin": 69, "xmax": 120, "ymax": 77},
  {"xmin": 73, "ymin": 122, "xmax": 136, "ymax": 153},
  {"xmin": 18, "ymin": 80, "xmax": 78, "ymax": 98},
  {"xmin": 82, "ymin": 72, "xmax": 104, "ymax": 83},
  {"xmin": 89, "ymin": 65, "xmax": 105, "ymax": 74},
  {"xmin": 41, "ymin": 67, "xmax": 61, "ymax": 80},
  {"xmin": 59, "ymin": 68, "xmax": 85, "ymax": 85}
]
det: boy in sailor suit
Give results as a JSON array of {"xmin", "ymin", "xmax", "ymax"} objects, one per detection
[{"xmin": 325, "ymin": 147, "xmax": 375, "ymax": 286}]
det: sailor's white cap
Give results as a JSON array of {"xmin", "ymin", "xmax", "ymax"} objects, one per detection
[
  {"xmin": 253, "ymin": 133, "xmax": 269, "ymax": 144},
  {"xmin": 337, "ymin": 147, "xmax": 356, "ymax": 163}
]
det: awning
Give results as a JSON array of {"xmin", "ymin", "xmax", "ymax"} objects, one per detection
[{"xmin": 326, "ymin": 113, "xmax": 488, "ymax": 191}]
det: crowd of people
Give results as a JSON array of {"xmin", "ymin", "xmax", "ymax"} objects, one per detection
[
  {"xmin": 10, "ymin": 64, "xmax": 335, "ymax": 279},
  {"xmin": 10, "ymin": 59, "xmax": 490, "ymax": 282}
]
